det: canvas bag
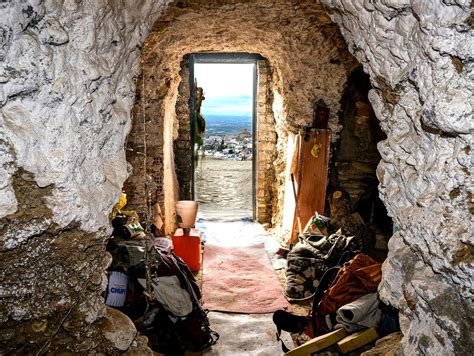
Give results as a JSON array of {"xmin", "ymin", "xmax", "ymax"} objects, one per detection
[
  {"xmin": 141, "ymin": 250, "xmax": 219, "ymax": 352},
  {"xmin": 284, "ymin": 231, "xmax": 355, "ymax": 300},
  {"xmin": 311, "ymin": 253, "xmax": 382, "ymax": 336}
]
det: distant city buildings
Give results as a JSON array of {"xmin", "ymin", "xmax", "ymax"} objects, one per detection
[{"xmin": 200, "ymin": 129, "xmax": 253, "ymax": 161}]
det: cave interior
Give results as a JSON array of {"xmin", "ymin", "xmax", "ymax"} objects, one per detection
[{"xmin": 0, "ymin": 1, "xmax": 472, "ymax": 355}]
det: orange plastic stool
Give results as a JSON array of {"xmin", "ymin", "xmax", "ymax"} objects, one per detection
[{"xmin": 172, "ymin": 228, "xmax": 202, "ymax": 272}]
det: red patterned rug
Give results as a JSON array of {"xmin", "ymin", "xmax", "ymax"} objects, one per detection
[{"xmin": 202, "ymin": 243, "xmax": 289, "ymax": 313}]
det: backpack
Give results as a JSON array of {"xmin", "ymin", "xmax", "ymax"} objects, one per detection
[
  {"xmin": 284, "ymin": 231, "xmax": 356, "ymax": 300},
  {"xmin": 137, "ymin": 249, "xmax": 219, "ymax": 354},
  {"xmin": 274, "ymin": 251, "xmax": 352, "ymax": 352},
  {"xmin": 313, "ymin": 253, "xmax": 381, "ymax": 336},
  {"xmin": 273, "ymin": 252, "xmax": 380, "ymax": 352}
]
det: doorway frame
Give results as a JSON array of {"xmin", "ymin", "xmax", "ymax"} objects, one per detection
[{"xmin": 189, "ymin": 53, "xmax": 263, "ymax": 220}]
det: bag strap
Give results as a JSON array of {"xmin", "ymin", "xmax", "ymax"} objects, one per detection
[
  {"xmin": 275, "ymin": 265, "xmax": 341, "ymax": 353},
  {"xmin": 310, "ymin": 265, "xmax": 342, "ymax": 335},
  {"xmin": 275, "ymin": 328, "xmax": 292, "ymax": 353},
  {"xmin": 170, "ymin": 254, "xmax": 220, "ymax": 348},
  {"xmin": 308, "ymin": 251, "xmax": 354, "ymax": 335},
  {"xmin": 322, "ymin": 234, "xmax": 342, "ymax": 259}
]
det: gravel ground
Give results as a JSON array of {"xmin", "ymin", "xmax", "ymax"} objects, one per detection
[{"xmin": 195, "ymin": 157, "xmax": 253, "ymax": 218}]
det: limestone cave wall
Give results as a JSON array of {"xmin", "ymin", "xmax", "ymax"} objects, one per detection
[
  {"xmin": 322, "ymin": 1, "xmax": 473, "ymax": 354},
  {"xmin": 0, "ymin": 1, "xmax": 171, "ymax": 353}
]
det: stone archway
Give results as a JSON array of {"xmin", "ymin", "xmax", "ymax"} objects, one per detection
[
  {"xmin": 0, "ymin": 1, "xmax": 471, "ymax": 354},
  {"xmin": 172, "ymin": 54, "xmax": 278, "ymax": 225},
  {"xmin": 123, "ymin": 0, "xmax": 358, "ymax": 235}
]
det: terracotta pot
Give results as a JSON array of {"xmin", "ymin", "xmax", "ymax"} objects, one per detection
[{"xmin": 175, "ymin": 200, "xmax": 198, "ymax": 228}]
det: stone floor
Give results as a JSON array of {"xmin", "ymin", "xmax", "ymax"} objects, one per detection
[
  {"xmin": 195, "ymin": 157, "xmax": 253, "ymax": 218},
  {"xmin": 190, "ymin": 158, "xmax": 386, "ymax": 355},
  {"xmin": 194, "ymin": 216, "xmax": 294, "ymax": 355}
]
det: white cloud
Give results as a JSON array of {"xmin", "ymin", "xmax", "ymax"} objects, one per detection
[{"xmin": 194, "ymin": 63, "xmax": 254, "ymax": 97}]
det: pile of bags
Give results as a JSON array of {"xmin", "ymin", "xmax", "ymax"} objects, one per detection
[
  {"xmin": 276, "ymin": 188, "xmax": 399, "ymax": 351},
  {"xmin": 284, "ymin": 229, "xmax": 357, "ymax": 300},
  {"xmin": 284, "ymin": 189, "xmax": 372, "ymax": 301},
  {"xmin": 274, "ymin": 252, "xmax": 399, "ymax": 351},
  {"xmin": 105, "ymin": 194, "xmax": 218, "ymax": 354}
]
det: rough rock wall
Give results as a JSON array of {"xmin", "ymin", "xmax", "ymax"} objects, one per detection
[
  {"xmin": 322, "ymin": 1, "xmax": 473, "ymax": 354},
  {"xmin": 0, "ymin": 1, "xmax": 170, "ymax": 353},
  {"xmin": 174, "ymin": 59, "xmax": 193, "ymax": 201},
  {"xmin": 256, "ymin": 59, "xmax": 278, "ymax": 225},
  {"xmin": 2, "ymin": 0, "xmax": 470, "ymax": 354},
  {"xmin": 333, "ymin": 68, "xmax": 386, "ymax": 203},
  {"xmin": 124, "ymin": 0, "xmax": 358, "ymax": 231}
]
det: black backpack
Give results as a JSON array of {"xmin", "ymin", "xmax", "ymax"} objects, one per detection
[{"xmin": 137, "ymin": 250, "xmax": 219, "ymax": 354}]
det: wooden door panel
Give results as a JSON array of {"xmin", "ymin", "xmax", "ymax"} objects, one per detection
[{"xmin": 291, "ymin": 129, "xmax": 331, "ymax": 243}]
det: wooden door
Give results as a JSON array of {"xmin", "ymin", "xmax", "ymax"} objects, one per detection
[{"xmin": 291, "ymin": 129, "xmax": 331, "ymax": 243}]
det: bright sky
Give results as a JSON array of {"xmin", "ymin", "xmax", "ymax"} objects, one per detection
[
  {"xmin": 194, "ymin": 63, "xmax": 254, "ymax": 97},
  {"xmin": 194, "ymin": 63, "xmax": 254, "ymax": 116}
]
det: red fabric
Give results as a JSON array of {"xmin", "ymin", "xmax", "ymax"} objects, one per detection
[{"xmin": 314, "ymin": 253, "xmax": 382, "ymax": 335}]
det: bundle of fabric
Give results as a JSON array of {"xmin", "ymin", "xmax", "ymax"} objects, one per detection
[
  {"xmin": 274, "ymin": 253, "xmax": 395, "ymax": 353},
  {"xmin": 335, "ymin": 292, "xmax": 381, "ymax": 332},
  {"xmin": 284, "ymin": 230, "xmax": 357, "ymax": 300},
  {"xmin": 312, "ymin": 253, "xmax": 382, "ymax": 336},
  {"xmin": 106, "ymin": 238, "xmax": 146, "ymax": 271},
  {"xmin": 138, "ymin": 252, "xmax": 201, "ymax": 316}
]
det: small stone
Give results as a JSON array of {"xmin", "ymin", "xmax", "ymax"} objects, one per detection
[
  {"xmin": 90, "ymin": 272, "xmax": 102, "ymax": 286},
  {"xmin": 31, "ymin": 320, "xmax": 47, "ymax": 333},
  {"xmin": 76, "ymin": 339, "xmax": 95, "ymax": 352},
  {"xmin": 101, "ymin": 306, "xmax": 137, "ymax": 351}
]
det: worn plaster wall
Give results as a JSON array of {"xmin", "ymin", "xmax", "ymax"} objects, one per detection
[
  {"xmin": 124, "ymin": 0, "xmax": 357, "ymax": 233},
  {"xmin": 322, "ymin": 1, "xmax": 473, "ymax": 354},
  {"xmin": 174, "ymin": 59, "xmax": 193, "ymax": 201},
  {"xmin": 0, "ymin": 1, "xmax": 171, "ymax": 353},
  {"xmin": 256, "ymin": 59, "xmax": 278, "ymax": 225}
]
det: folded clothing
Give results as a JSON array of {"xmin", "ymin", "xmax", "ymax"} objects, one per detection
[{"xmin": 335, "ymin": 293, "xmax": 381, "ymax": 332}]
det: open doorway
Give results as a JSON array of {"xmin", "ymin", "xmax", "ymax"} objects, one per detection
[{"xmin": 190, "ymin": 54, "xmax": 259, "ymax": 220}]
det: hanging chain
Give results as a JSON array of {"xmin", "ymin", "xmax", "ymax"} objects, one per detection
[{"xmin": 141, "ymin": 58, "xmax": 156, "ymax": 303}]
